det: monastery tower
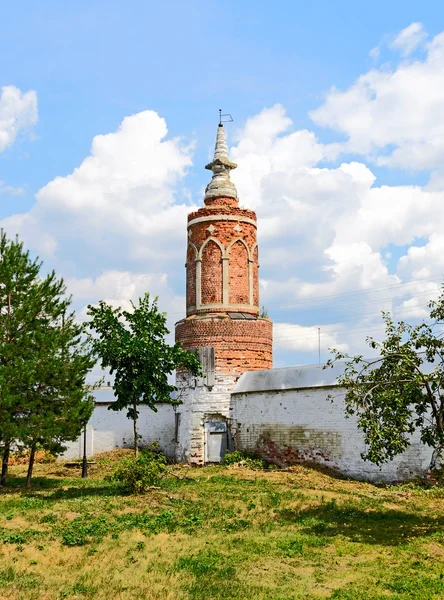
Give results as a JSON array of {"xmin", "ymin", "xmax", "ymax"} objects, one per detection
[{"xmin": 174, "ymin": 122, "xmax": 272, "ymax": 464}]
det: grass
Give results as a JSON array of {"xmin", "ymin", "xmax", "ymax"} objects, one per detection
[{"xmin": 0, "ymin": 453, "xmax": 444, "ymax": 599}]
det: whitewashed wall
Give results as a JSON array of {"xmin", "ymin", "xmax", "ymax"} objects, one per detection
[
  {"xmin": 63, "ymin": 402, "xmax": 175, "ymax": 459},
  {"xmin": 175, "ymin": 372, "xmax": 236, "ymax": 464},
  {"xmin": 232, "ymin": 365, "xmax": 433, "ymax": 483}
]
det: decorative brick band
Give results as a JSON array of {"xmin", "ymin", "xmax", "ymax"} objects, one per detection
[
  {"xmin": 175, "ymin": 316, "xmax": 273, "ymax": 374},
  {"xmin": 186, "ymin": 207, "xmax": 259, "ymax": 316},
  {"xmin": 187, "ymin": 303, "xmax": 259, "ymax": 314},
  {"xmin": 188, "ymin": 215, "xmax": 257, "ymax": 228}
]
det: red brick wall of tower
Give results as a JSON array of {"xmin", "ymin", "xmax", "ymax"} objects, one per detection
[
  {"xmin": 175, "ymin": 125, "xmax": 272, "ymax": 376},
  {"xmin": 186, "ymin": 200, "xmax": 259, "ymax": 316},
  {"xmin": 176, "ymin": 197, "xmax": 273, "ymax": 374},
  {"xmin": 175, "ymin": 316, "xmax": 272, "ymax": 374}
]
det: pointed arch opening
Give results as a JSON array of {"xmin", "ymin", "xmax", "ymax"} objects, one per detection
[
  {"xmin": 229, "ymin": 240, "xmax": 249, "ymax": 305},
  {"xmin": 186, "ymin": 243, "xmax": 198, "ymax": 309},
  {"xmin": 201, "ymin": 240, "xmax": 223, "ymax": 304}
]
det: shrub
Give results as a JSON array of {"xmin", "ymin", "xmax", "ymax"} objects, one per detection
[
  {"xmin": 222, "ymin": 450, "xmax": 268, "ymax": 470},
  {"xmin": 112, "ymin": 444, "xmax": 167, "ymax": 493}
]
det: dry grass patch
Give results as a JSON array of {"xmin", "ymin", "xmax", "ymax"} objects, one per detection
[{"xmin": 0, "ymin": 455, "xmax": 444, "ymax": 599}]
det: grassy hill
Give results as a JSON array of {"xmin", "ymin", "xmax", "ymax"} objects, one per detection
[{"xmin": 1, "ymin": 452, "xmax": 444, "ymax": 599}]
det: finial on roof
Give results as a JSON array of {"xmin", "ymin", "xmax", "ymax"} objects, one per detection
[{"xmin": 204, "ymin": 112, "xmax": 237, "ymax": 201}]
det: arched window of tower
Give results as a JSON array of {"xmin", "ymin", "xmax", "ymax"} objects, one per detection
[
  {"xmin": 186, "ymin": 243, "xmax": 197, "ymax": 310},
  {"xmin": 229, "ymin": 240, "xmax": 249, "ymax": 305},
  {"xmin": 201, "ymin": 240, "xmax": 223, "ymax": 304}
]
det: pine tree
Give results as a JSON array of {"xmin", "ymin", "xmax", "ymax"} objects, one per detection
[
  {"xmin": 87, "ymin": 293, "xmax": 201, "ymax": 457},
  {"xmin": 0, "ymin": 231, "xmax": 95, "ymax": 487}
]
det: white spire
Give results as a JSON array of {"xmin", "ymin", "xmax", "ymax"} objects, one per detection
[{"xmin": 204, "ymin": 124, "xmax": 238, "ymax": 201}]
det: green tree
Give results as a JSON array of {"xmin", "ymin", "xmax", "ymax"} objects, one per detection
[
  {"xmin": 0, "ymin": 231, "xmax": 41, "ymax": 484},
  {"xmin": 19, "ymin": 312, "xmax": 96, "ymax": 488},
  {"xmin": 327, "ymin": 290, "xmax": 444, "ymax": 471},
  {"xmin": 0, "ymin": 230, "xmax": 96, "ymax": 487},
  {"xmin": 86, "ymin": 294, "xmax": 201, "ymax": 457}
]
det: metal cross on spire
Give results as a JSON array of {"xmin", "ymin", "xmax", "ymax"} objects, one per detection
[{"xmin": 219, "ymin": 109, "xmax": 233, "ymax": 126}]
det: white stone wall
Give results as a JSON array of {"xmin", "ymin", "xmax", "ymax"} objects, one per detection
[
  {"xmin": 175, "ymin": 372, "xmax": 236, "ymax": 464},
  {"xmin": 232, "ymin": 386, "xmax": 433, "ymax": 482},
  {"xmin": 63, "ymin": 403, "xmax": 175, "ymax": 459}
]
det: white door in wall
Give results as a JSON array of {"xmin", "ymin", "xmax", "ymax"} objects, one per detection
[{"xmin": 205, "ymin": 421, "xmax": 228, "ymax": 463}]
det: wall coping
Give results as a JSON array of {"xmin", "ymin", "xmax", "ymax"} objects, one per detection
[
  {"xmin": 232, "ymin": 355, "xmax": 436, "ymax": 395},
  {"xmin": 232, "ymin": 363, "xmax": 346, "ymax": 395}
]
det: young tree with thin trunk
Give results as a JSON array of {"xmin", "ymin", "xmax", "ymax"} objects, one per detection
[
  {"xmin": 0, "ymin": 230, "xmax": 95, "ymax": 487},
  {"xmin": 327, "ymin": 290, "xmax": 444, "ymax": 471},
  {"xmin": 86, "ymin": 294, "xmax": 201, "ymax": 457}
]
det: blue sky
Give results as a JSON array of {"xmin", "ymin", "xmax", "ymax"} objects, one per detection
[
  {"xmin": 2, "ymin": 1, "xmax": 444, "ymax": 369},
  {"xmin": 2, "ymin": 0, "xmax": 441, "ymax": 201}
]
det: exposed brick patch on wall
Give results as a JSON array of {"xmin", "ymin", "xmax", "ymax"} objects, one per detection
[
  {"xmin": 231, "ymin": 388, "xmax": 432, "ymax": 482},
  {"xmin": 255, "ymin": 438, "xmax": 335, "ymax": 469},
  {"xmin": 201, "ymin": 240, "xmax": 223, "ymax": 304}
]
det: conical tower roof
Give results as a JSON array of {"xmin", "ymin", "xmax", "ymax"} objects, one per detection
[{"xmin": 204, "ymin": 124, "xmax": 238, "ymax": 201}]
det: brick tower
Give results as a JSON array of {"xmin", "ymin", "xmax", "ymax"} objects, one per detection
[{"xmin": 175, "ymin": 122, "xmax": 272, "ymax": 464}]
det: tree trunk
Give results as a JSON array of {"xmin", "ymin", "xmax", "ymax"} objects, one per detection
[
  {"xmin": 133, "ymin": 401, "xmax": 139, "ymax": 459},
  {"xmin": 26, "ymin": 444, "xmax": 36, "ymax": 489},
  {"xmin": 429, "ymin": 444, "xmax": 443, "ymax": 472},
  {"xmin": 1, "ymin": 441, "xmax": 10, "ymax": 486}
]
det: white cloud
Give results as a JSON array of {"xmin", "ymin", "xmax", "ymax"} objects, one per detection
[
  {"xmin": 310, "ymin": 26, "xmax": 444, "ymax": 170},
  {"xmin": 398, "ymin": 235, "xmax": 444, "ymax": 280},
  {"xmin": 274, "ymin": 322, "xmax": 348, "ymax": 354},
  {"xmin": 229, "ymin": 99, "xmax": 444, "ymax": 355},
  {"xmin": 0, "ymin": 181, "xmax": 25, "ymax": 196},
  {"xmin": 390, "ymin": 22, "xmax": 427, "ymax": 56},
  {"xmin": 5, "ymin": 31, "xmax": 444, "ymax": 370},
  {"xmin": 1, "ymin": 110, "xmax": 196, "ymax": 356},
  {"xmin": 1, "ymin": 110, "xmax": 196, "ymax": 271},
  {"xmin": 0, "ymin": 85, "xmax": 37, "ymax": 152},
  {"xmin": 369, "ymin": 45, "xmax": 380, "ymax": 61},
  {"xmin": 68, "ymin": 269, "xmax": 184, "ymax": 327},
  {"xmin": 230, "ymin": 106, "xmax": 399, "ymax": 305}
]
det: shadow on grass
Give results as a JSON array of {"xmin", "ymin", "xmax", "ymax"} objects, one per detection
[
  {"xmin": 278, "ymin": 503, "xmax": 444, "ymax": 546},
  {"xmin": 1, "ymin": 477, "xmax": 127, "ymax": 500},
  {"xmin": 288, "ymin": 460, "xmax": 354, "ymax": 481},
  {"xmin": 47, "ymin": 484, "xmax": 128, "ymax": 500},
  {"xmin": 0, "ymin": 477, "xmax": 66, "ymax": 493}
]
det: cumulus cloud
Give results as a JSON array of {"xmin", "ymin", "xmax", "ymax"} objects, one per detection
[
  {"xmin": 230, "ymin": 106, "xmax": 400, "ymax": 305},
  {"xmin": 310, "ymin": 26, "xmax": 444, "ymax": 170},
  {"xmin": 0, "ymin": 109, "xmax": 197, "ymax": 351},
  {"xmin": 390, "ymin": 22, "xmax": 427, "ymax": 56},
  {"xmin": 0, "ymin": 85, "xmax": 37, "ymax": 152},
  {"xmin": 1, "ymin": 110, "xmax": 196, "ymax": 271},
  {"xmin": 228, "ymin": 91, "xmax": 444, "ymax": 360},
  {"xmin": 5, "ymin": 26, "xmax": 444, "ymax": 367},
  {"xmin": 273, "ymin": 322, "xmax": 348, "ymax": 354},
  {"xmin": 67, "ymin": 270, "xmax": 184, "ymax": 335}
]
